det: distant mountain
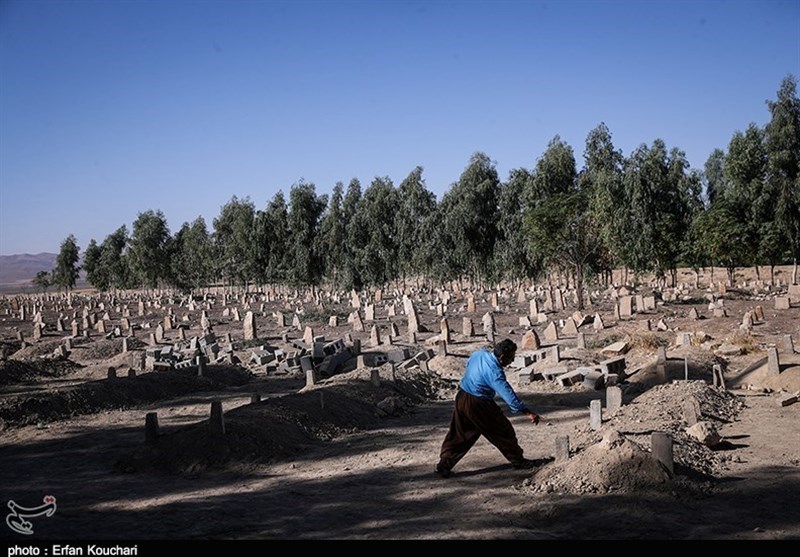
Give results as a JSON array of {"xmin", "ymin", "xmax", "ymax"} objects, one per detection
[
  {"xmin": 0, "ymin": 253, "xmax": 57, "ymax": 285},
  {"xmin": 0, "ymin": 253, "xmax": 87, "ymax": 294}
]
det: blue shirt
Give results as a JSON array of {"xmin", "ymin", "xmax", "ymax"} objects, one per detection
[{"xmin": 459, "ymin": 349, "xmax": 529, "ymax": 414}]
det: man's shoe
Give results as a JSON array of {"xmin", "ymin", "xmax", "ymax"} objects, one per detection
[
  {"xmin": 511, "ymin": 458, "xmax": 538, "ymax": 470},
  {"xmin": 434, "ymin": 464, "xmax": 452, "ymax": 478}
]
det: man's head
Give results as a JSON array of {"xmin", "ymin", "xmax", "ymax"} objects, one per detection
[{"xmin": 493, "ymin": 338, "xmax": 517, "ymax": 367}]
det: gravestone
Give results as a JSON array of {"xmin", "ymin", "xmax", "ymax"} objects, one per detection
[
  {"xmin": 606, "ymin": 386, "xmax": 622, "ymax": 415},
  {"xmin": 351, "ymin": 311, "xmax": 365, "ymax": 332},
  {"xmin": 651, "ymin": 432, "xmax": 674, "ymax": 475},
  {"xmin": 481, "ymin": 312, "xmax": 495, "ymax": 335},
  {"xmin": 590, "ymin": 400, "xmax": 602, "ymax": 431},
  {"xmin": 440, "ymin": 318, "xmax": 451, "ymax": 343},
  {"xmin": 243, "ymin": 311, "xmax": 257, "ymax": 341},
  {"xmin": 543, "ymin": 321, "xmax": 559, "ymax": 342},
  {"xmin": 767, "ymin": 347, "xmax": 780, "ymax": 375},
  {"xmin": 593, "ymin": 313, "xmax": 604, "ymax": 331},
  {"xmin": 529, "ymin": 299, "xmax": 539, "ymax": 318},
  {"xmin": 370, "ymin": 325, "xmax": 381, "ymax": 347},
  {"xmin": 462, "ymin": 317, "xmax": 474, "ymax": 337},
  {"xmin": 562, "ymin": 317, "xmax": 578, "ymax": 337},
  {"xmin": 618, "ymin": 296, "xmax": 632, "ymax": 319},
  {"xmin": 521, "ymin": 329, "xmax": 540, "ymax": 350}
]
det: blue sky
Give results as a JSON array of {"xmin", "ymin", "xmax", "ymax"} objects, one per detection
[{"xmin": 1, "ymin": 0, "xmax": 798, "ymax": 256}]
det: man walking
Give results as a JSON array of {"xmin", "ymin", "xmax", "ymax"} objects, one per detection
[{"xmin": 435, "ymin": 338, "xmax": 541, "ymax": 477}]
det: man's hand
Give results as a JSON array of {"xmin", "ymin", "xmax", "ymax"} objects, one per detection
[{"xmin": 526, "ymin": 410, "xmax": 540, "ymax": 425}]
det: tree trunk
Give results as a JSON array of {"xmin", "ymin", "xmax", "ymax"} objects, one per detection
[{"xmin": 793, "ymin": 258, "xmax": 798, "ymax": 285}]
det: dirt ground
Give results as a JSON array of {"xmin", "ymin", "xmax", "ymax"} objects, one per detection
[{"xmin": 1, "ymin": 266, "xmax": 799, "ymax": 542}]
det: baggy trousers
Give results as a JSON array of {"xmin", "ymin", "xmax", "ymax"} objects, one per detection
[{"xmin": 438, "ymin": 388, "xmax": 524, "ymax": 470}]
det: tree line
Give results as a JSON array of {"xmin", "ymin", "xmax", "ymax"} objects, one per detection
[{"xmin": 41, "ymin": 75, "xmax": 799, "ymax": 309}]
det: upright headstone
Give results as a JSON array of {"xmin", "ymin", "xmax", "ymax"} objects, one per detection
[
  {"xmin": 243, "ymin": 311, "xmax": 256, "ymax": 341},
  {"xmin": 404, "ymin": 299, "xmax": 420, "ymax": 334},
  {"xmin": 555, "ymin": 436, "xmax": 570, "ymax": 464},
  {"xmin": 466, "ymin": 294, "xmax": 476, "ymax": 313},
  {"xmin": 543, "ymin": 321, "xmax": 559, "ymax": 342},
  {"xmin": 783, "ymin": 335, "xmax": 795, "ymax": 355},
  {"xmin": 618, "ymin": 296, "xmax": 632, "ymax": 319},
  {"xmin": 562, "ymin": 317, "xmax": 578, "ymax": 337},
  {"xmin": 651, "ymin": 432, "xmax": 674, "ymax": 475},
  {"xmin": 370, "ymin": 325, "xmax": 381, "ymax": 347},
  {"xmin": 593, "ymin": 313, "xmax": 604, "ymax": 331},
  {"xmin": 767, "ymin": 347, "xmax": 780, "ymax": 375},
  {"xmin": 303, "ymin": 326, "xmax": 314, "ymax": 345},
  {"xmin": 352, "ymin": 311, "xmax": 365, "ymax": 332},
  {"xmin": 589, "ymin": 399, "xmax": 602, "ymax": 431},
  {"xmin": 529, "ymin": 298, "xmax": 539, "ymax": 318},
  {"xmin": 440, "ymin": 318, "xmax": 450, "ymax": 343},
  {"xmin": 521, "ymin": 329, "xmax": 540, "ymax": 350},
  {"xmin": 606, "ymin": 386, "xmax": 622, "ymax": 415},
  {"xmin": 462, "ymin": 317, "xmax": 474, "ymax": 337}
]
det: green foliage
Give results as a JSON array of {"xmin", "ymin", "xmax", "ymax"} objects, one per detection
[
  {"xmin": 317, "ymin": 182, "xmax": 347, "ymax": 288},
  {"xmin": 170, "ymin": 217, "xmax": 214, "ymax": 292},
  {"xmin": 346, "ymin": 176, "xmax": 399, "ymax": 287},
  {"xmin": 396, "ymin": 167, "xmax": 437, "ymax": 283},
  {"xmin": 213, "ymin": 196, "xmax": 256, "ymax": 287},
  {"xmin": 287, "ymin": 181, "xmax": 327, "ymax": 286},
  {"xmin": 52, "ymin": 234, "xmax": 80, "ymax": 291},
  {"xmin": 128, "ymin": 210, "xmax": 171, "ymax": 289},
  {"xmin": 255, "ymin": 191, "xmax": 291, "ymax": 285},
  {"xmin": 32, "ymin": 270, "xmax": 51, "ymax": 292},
  {"xmin": 765, "ymin": 74, "xmax": 800, "ymax": 268}
]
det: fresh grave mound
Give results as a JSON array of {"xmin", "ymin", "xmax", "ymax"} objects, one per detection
[
  {"xmin": 522, "ymin": 381, "xmax": 746, "ymax": 495},
  {"xmin": 0, "ymin": 357, "xmax": 83, "ymax": 387},
  {"xmin": 0, "ymin": 365, "xmax": 253, "ymax": 428},
  {"xmin": 523, "ymin": 430, "xmax": 672, "ymax": 495},
  {"xmin": 115, "ymin": 365, "xmax": 453, "ymax": 475}
]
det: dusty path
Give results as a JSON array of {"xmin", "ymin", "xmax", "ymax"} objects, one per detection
[{"xmin": 1, "ymin": 378, "xmax": 798, "ymax": 541}]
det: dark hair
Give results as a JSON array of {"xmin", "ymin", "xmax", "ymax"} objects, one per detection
[{"xmin": 493, "ymin": 338, "xmax": 517, "ymax": 361}]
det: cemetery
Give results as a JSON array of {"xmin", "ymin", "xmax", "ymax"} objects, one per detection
[{"xmin": 0, "ymin": 266, "xmax": 799, "ymax": 540}]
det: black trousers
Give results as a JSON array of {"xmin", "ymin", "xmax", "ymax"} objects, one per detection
[{"xmin": 438, "ymin": 388, "xmax": 524, "ymax": 470}]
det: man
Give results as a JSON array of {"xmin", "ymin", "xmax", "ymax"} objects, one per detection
[{"xmin": 435, "ymin": 338, "xmax": 541, "ymax": 478}]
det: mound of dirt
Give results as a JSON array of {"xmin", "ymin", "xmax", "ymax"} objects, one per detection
[
  {"xmin": 0, "ymin": 357, "xmax": 83, "ymax": 386},
  {"xmin": 0, "ymin": 364, "xmax": 254, "ymax": 428},
  {"xmin": 115, "ymin": 365, "xmax": 455, "ymax": 475},
  {"xmin": 521, "ymin": 381, "xmax": 746, "ymax": 496}
]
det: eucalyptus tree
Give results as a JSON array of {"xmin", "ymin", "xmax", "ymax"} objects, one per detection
[
  {"xmin": 444, "ymin": 152, "xmax": 501, "ymax": 288},
  {"xmin": 32, "ymin": 270, "xmax": 51, "ymax": 293},
  {"xmin": 765, "ymin": 74, "xmax": 800, "ymax": 283},
  {"xmin": 342, "ymin": 178, "xmax": 363, "ymax": 290},
  {"xmin": 347, "ymin": 176, "xmax": 399, "ymax": 287},
  {"xmin": 525, "ymin": 136, "xmax": 598, "ymax": 308},
  {"xmin": 524, "ymin": 136, "xmax": 581, "ymax": 287},
  {"xmin": 316, "ymin": 182, "xmax": 347, "ymax": 288},
  {"xmin": 287, "ymin": 180, "xmax": 327, "ymax": 287},
  {"xmin": 617, "ymin": 139, "xmax": 697, "ymax": 284},
  {"xmin": 255, "ymin": 191, "xmax": 291, "ymax": 285},
  {"xmin": 583, "ymin": 122, "xmax": 625, "ymax": 285},
  {"xmin": 395, "ymin": 166, "xmax": 437, "ymax": 287},
  {"xmin": 52, "ymin": 234, "xmax": 81, "ymax": 291},
  {"xmin": 212, "ymin": 196, "xmax": 256, "ymax": 287},
  {"xmin": 82, "ymin": 239, "xmax": 107, "ymax": 291},
  {"xmin": 128, "ymin": 210, "xmax": 171, "ymax": 289},
  {"xmin": 703, "ymin": 148, "xmax": 727, "ymax": 206},
  {"xmin": 170, "ymin": 217, "xmax": 214, "ymax": 292},
  {"xmin": 99, "ymin": 225, "xmax": 132, "ymax": 291},
  {"xmin": 722, "ymin": 123, "xmax": 768, "ymax": 279},
  {"xmin": 495, "ymin": 168, "xmax": 537, "ymax": 285}
]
